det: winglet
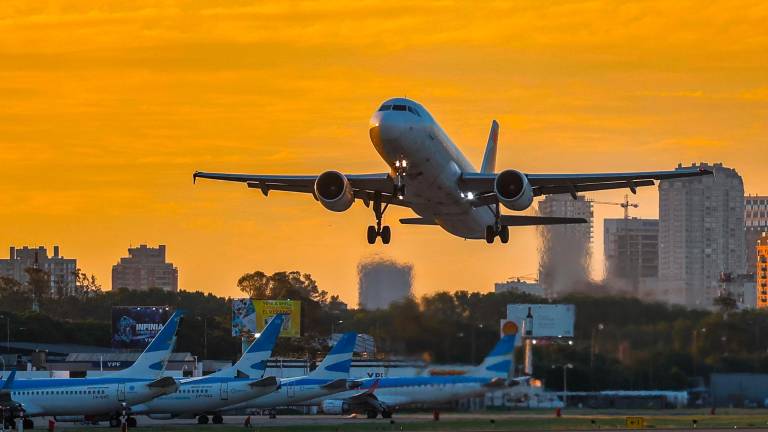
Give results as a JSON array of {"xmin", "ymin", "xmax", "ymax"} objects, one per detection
[
  {"xmin": 193, "ymin": 172, "xmax": 198, "ymax": 184},
  {"xmin": 480, "ymin": 120, "xmax": 499, "ymax": 174}
]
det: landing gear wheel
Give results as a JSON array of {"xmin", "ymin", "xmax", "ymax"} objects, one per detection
[
  {"xmin": 366, "ymin": 410, "xmax": 378, "ymax": 419},
  {"xmin": 382, "ymin": 410, "xmax": 393, "ymax": 419},
  {"xmin": 126, "ymin": 417, "xmax": 137, "ymax": 428},
  {"xmin": 380, "ymin": 226, "xmax": 391, "ymax": 244},
  {"xmin": 367, "ymin": 226, "xmax": 377, "ymax": 244},
  {"xmin": 485, "ymin": 225, "xmax": 496, "ymax": 244},
  {"xmin": 212, "ymin": 415, "xmax": 224, "ymax": 424},
  {"xmin": 499, "ymin": 225, "xmax": 509, "ymax": 244},
  {"xmin": 23, "ymin": 418, "xmax": 34, "ymax": 429},
  {"xmin": 197, "ymin": 415, "xmax": 209, "ymax": 425},
  {"xmin": 109, "ymin": 418, "xmax": 121, "ymax": 428}
]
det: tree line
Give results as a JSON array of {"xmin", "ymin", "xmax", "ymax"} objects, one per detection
[{"xmin": 2, "ymin": 269, "xmax": 768, "ymax": 391}]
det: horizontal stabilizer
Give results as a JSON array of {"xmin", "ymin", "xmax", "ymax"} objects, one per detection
[
  {"xmin": 249, "ymin": 376, "xmax": 278, "ymax": 389},
  {"xmin": 483, "ymin": 377, "xmax": 507, "ymax": 388},
  {"xmin": 499, "ymin": 215, "xmax": 587, "ymax": 226},
  {"xmin": 321, "ymin": 378, "xmax": 348, "ymax": 391},
  {"xmin": 147, "ymin": 376, "xmax": 178, "ymax": 390},
  {"xmin": 399, "ymin": 217, "xmax": 437, "ymax": 225}
]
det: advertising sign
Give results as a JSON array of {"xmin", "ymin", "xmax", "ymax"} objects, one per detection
[
  {"xmin": 505, "ymin": 304, "xmax": 575, "ymax": 341},
  {"xmin": 232, "ymin": 299, "xmax": 300, "ymax": 338},
  {"xmin": 111, "ymin": 306, "xmax": 172, "ymax": 349}
]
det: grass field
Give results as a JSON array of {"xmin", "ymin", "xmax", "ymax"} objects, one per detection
[{"xmin": 47, "ymin": 409, "xmax": 768, "ymax": 432}]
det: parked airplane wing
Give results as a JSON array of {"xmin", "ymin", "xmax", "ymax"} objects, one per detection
[{"xmin": 462, "ymin": 167, "xmax": 712, "ymax": 198}]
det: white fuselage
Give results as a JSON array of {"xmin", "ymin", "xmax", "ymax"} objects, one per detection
[
  {"xmin": 369, "ymin": 99, "xmax": 496, "ymax": 239},
  {"xmin": 314, "ymin": 376, "xmax": 500, "ymax": 411},
  {"xmin": 4, "ymin": 377, "xmax": 173, "ymax": 417},
  {"xmin": 130, "ymin": 376, "xmax": 275, "ymax": 416}
]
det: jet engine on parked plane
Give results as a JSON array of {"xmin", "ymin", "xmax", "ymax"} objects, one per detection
[
  {"xmin": 494, "ymin": 169, "xmax": 533, "ymax": 211},
  {"xmin": 320, "ymin": 399, "xmax": 349, "ymax": 415},
  {"xmin": 314, "ymin": 171, "xmax": 355, "ymax": 212}
]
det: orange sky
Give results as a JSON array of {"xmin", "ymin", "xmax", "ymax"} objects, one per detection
[{"xmin": 1, "ymin": 1, "xmax": 767, "ymax": 305}]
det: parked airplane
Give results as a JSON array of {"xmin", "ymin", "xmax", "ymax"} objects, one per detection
[
  {"xmin": 194, "ymin": 98, "xmax": 712, "ymax": 244},
  {"xmin": 0, "ymin": 311, "xmax": 183, "ymax": 429},
  {"xmin": 129, "ymin": 314, "xmax": 285, "ymax": 425},
  {"xmin": 219, "ymin": 332, "xmax": 358, "ymax": 415},
  {"xmin": 312, "ymin": 331, "xmax": 523, "ymax": 418}
]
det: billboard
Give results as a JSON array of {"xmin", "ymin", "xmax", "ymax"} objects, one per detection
[
  {"xmin": 504, "ymin": 304, "xmax": 575, "ymax": 341},
  {"xmin": 111, "ymin": 306, "xmax": 172, "ymax": 350},
  {"xmin": 232, "ymin": 299, "xmax": 300, "ymax": 338}
]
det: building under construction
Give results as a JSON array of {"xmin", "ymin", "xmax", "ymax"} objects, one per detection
[
  {"xmin": 537, "ymin": 194, "xmax": 593, "ymax": 297},
  {"xmin": 603, "ymin": 218, "xmax": 659, "ymax": 298}
]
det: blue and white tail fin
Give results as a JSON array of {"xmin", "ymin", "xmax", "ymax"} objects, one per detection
[
  {"xmin": 211, "ymin": 314, "xmax": 284, "ymax": 378},
  {"xmin": 307, "ymin": 332, "xmax": 357, "ymax": 380},
  {"xmin": 108, "ymin": 311, "xmax": 183, "ymax": 379},
  {"xmin": 480, "ymin": 120, "xmax": 499, "ymax": 174},
  {"xmin": 467, "ymin": 332, "xmax": 517, "ymax": 379}
]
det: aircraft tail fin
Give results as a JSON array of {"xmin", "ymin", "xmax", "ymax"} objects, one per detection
[
  {"xmin": 307, "ymin": 332, "xmax": 357, "ymax": 380},
  {"xmin": 211, "ymin": 314, "xmax": 284, "ymax": 378},
  {"xmin": 108, "ymin": 310, "xmax": 183, "ymax": 379},
  {"xmin": 467, "ymin": 332, "xmax": 517, "ymax": 379},
  {"xmin": 480, "ymin": 120, "xmax": 499, "ymax": 174}
]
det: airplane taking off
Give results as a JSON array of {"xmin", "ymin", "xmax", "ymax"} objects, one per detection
[{"xmin": 194, "ymin": 98, "xmax": 712, "ymax": 244}]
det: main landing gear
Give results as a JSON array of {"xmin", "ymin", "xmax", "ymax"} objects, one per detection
[
  {"xmin": 366, "ymin": 193, "xmax": 392, "ymax": 245},
  {"xmin": 485, "ymin": 203, "xmax": 509, "ymax": 244}
]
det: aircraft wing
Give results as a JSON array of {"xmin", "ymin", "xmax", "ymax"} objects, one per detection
[
  {"xmin": 461, "ymin": 167, "xmax": 712, "ymax": 202},
  {"xmin": 193, "ymin": 171, "xmax": 408, "ymax": 206}
]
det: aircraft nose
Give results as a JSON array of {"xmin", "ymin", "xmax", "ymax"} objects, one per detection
[{"xmin": 369, "ymin": 111, "xmax": 407, "ymax": 142}]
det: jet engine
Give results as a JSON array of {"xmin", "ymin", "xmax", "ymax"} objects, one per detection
[
  {"xmin": 320, "ymin": 399, "xmax": 349, "ymax": 415},
  {"xmin": 494, "ymin": 169, "xmax": 533, "ymax": 211},
  {"xmin": 314, "ymin": 171, "xmax": 355, "ymax": 212}
]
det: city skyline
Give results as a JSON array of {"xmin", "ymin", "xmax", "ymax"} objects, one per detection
[{"xmin": 2, "ymin": 2, "xmax": 767, "ymax": 304}]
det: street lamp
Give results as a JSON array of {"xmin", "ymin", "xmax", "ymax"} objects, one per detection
[
  {"xmin": 590, "ymin": 323, "xmax": 605, "ymax": 390},
  {"xmin": 552, "ymin": 363, "xmax": 574, "ymax": 406},
  {"xmin": 331, "ymin": 320, "xmax": 343, "ymax": 336}
]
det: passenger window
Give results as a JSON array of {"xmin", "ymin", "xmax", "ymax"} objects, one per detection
[
  {"xmin": 392, "ymin": 105, "xmax": 407, "ymax": 111},
  {"xmin": 378, "ymin": 105, "xmax": 392, "ymax": 111}
]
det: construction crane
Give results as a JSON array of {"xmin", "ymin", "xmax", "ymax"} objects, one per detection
[{"xmin": 589, "ymin": 194, "xmax": 639, "ymax": 219}]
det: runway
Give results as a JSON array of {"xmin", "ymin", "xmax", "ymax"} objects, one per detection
[{"xmin": 33, "ymin": 411, "xmax": 768, "ymax": 431}]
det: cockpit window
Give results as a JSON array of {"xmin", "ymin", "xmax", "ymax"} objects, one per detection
[
  {"xmin": 378, "ymin": 105, "xmax": 392, "ymax": 111},
  {"xmin": 392, "ymin": 104, "xmax": 407, "ymax": 111},
  {"xmin": 407, "ymin": 106, "xmax": 421, "ymax": 117}
]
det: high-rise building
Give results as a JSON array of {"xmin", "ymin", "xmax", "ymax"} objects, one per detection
[
  {"xmin": 538, "ymin": 194, "xmax": 593, "ymax": 296},
  {"xmin": 604, "ymin": 218, "xmax": 659, "ymax": 298},
  {"xmin": 0, "ymin": 246, "xmax": 77, "ymax": 296},
  {"xmin": 745, "ymin": 195, "xmax": 768, "ymax": 269},
  {"xmin": 112, "ymin": 244, "xmax": 178, "ymax": 292},
  {"xmin": 357, "ymin": 258, "xmax": 413, "ymax": 310},
  {"xmin": 757, "ymin": 233, "xmax": 768, "ymax": 308},
  {"xmin": 658, "ymin": 163, "xmax": 745, "ymax": 309}
]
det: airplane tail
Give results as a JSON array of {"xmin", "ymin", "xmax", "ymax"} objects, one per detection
[
  {"xmin": 480, "ymin": 120, "xmax": 499, "ymax": 173},
  {"xmin": 467, "ymin": 332, "xmax": 517, "ymax": 379},
  {"xmin": 210, "ymin": 314, "xmax": 284, "ymax": 378},
  {"xmin": 108, "ymin": 310, "xmax": 183, "ymax": 379},
  {"xmin": 307, "ymin": 332, "xmax": 357, "ymax": 380}
]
